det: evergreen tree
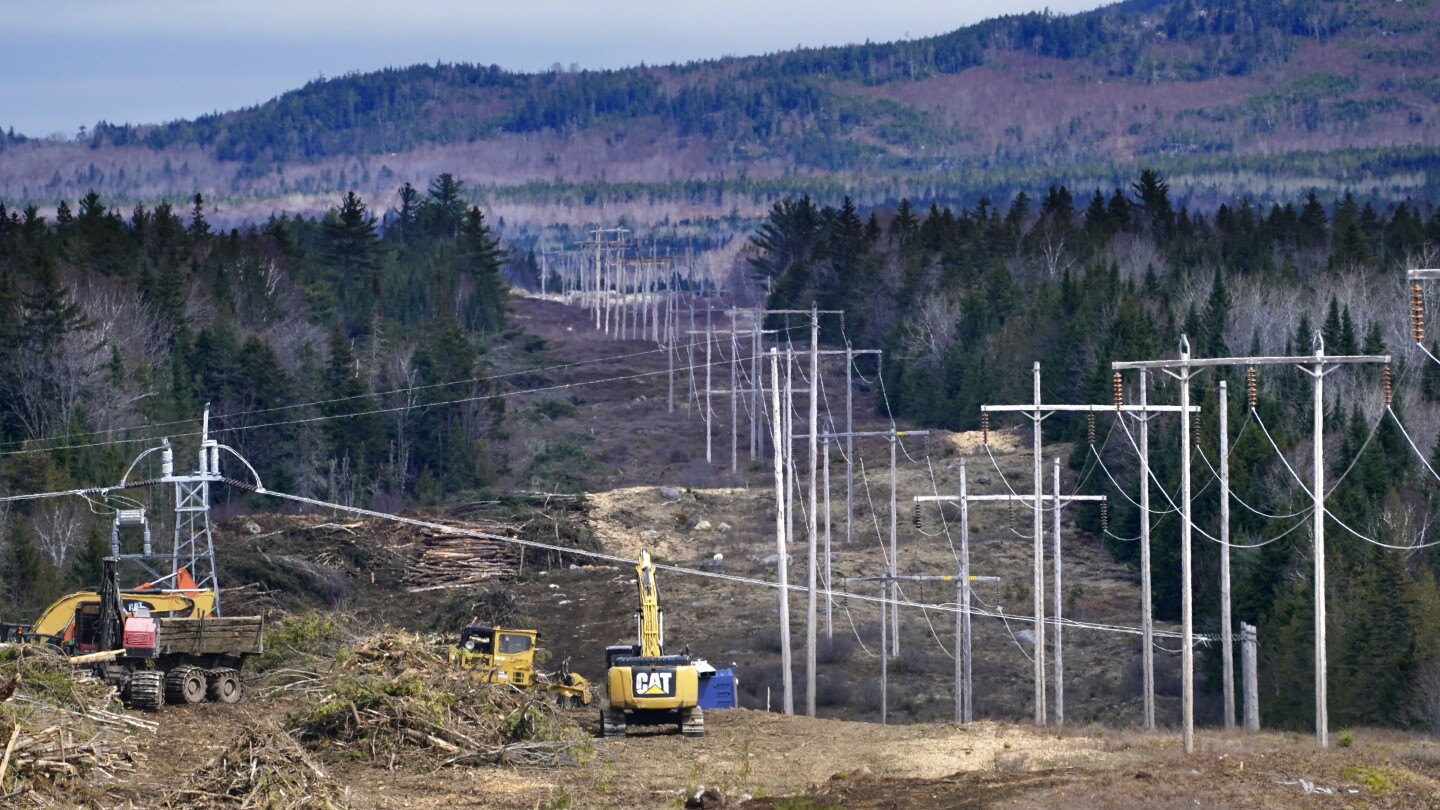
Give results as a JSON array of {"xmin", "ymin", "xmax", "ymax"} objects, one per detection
[
  {"xmin": 423, "ymin": 173, "xmax": 467, "ymax": 239},
  {"xmin": 457, "ymin": 206, "xmax": 507, "ymax": 333},
  {"xmin": 410, "ymin": 314, "xmax": 488, "ymax": 494},
  {"xmin": 67, "ymin": 524, "xmax": 109, "ymax": 589},
  {"xmin": 1201, "ymin": 268, "xmax": 1230, "ymax": 356},
  {"xmin": 321, "ymin": 323, "xmax": 386, "ymax": 477},
  {"xmin": 320, "ymin": 191, "xmax": 382, "ymax": 331}
]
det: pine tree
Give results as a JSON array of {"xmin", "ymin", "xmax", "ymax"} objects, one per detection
[
  {"xmin": 1322, "ymin": 296, "xmax": 1343, "ymax": 352},
  {"xmin": 410, "ymin": 314, "xmax": 489, "ymax": 493},
  {"xmin": 458, "ymin": 206, "xmax": 507, "ymax": 334},
  {"xmin": 424, "ymin": 173, "xmax": 467, "ymax": 239},
  {"xmin": 321, "ymin": 323, "xmax": 386, "ymax": 478},
  {"xmin": 320, "ymin": 192, "xmax": 382, "ymax": 332},
  {"xmin": 1202, "ymin": 268, "xmax": 1231, "ymax": 356}
]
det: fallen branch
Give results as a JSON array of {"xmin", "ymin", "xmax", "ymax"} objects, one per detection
[{"xmin": 0, "ymin": 723, "xmax": 20, "ymax": 788}]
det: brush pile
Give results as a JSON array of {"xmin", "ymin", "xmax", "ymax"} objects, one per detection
[
  {"xmin": 276, "ymin": 627, "xmax": 589, "ymax": 769},
  {"xmin": 0, "ymin": 645, "xmax": 153, "ymax": 804},
  {"xmin": 165, "ymin": 723, "xmax": 347, "ymax": 809}
]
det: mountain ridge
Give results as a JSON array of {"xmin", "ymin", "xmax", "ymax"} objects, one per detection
[{"xmin": 2, "ymin": 0, "xmax": 1438, "ymax": 225}]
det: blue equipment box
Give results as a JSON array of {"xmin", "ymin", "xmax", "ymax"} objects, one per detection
[{"xmin": 697, "ymin": 667, "xmax": 737, "ymax": 709}]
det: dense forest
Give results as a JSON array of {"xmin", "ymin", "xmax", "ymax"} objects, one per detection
[
  {"xmin": 748, "ymin": 172, "xmax": 1440, "ymax": 733},
  {"xmin": 0, "ymin": 175, "xmax": 513, "ymax": 616}
]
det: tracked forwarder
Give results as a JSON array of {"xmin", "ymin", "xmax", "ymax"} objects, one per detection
[{"xmin": 55, "ymin": 558, "xmax": 263, "ymax": 710}]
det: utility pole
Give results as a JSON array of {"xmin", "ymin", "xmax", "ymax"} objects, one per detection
[
  {"xmin": 823, "ymin": 421, "xmax": 833, "ymax": 639},
  {"xmin": 983, "ymin": 364, "xmax": 1184, "ymax": 725},
  {"xmin": 959, "ymin": 457, "xmax": 971, "ymax": 723},
  {"xmin": 1219, "ymin": 380, "xmax": 1234, "ymax": 730},
  {"xmin": 890, "ymin": 430, "xmax": 899, "ymax": 657},
  {"xmin": 768, "ymin": 348, "xmax": 794, "ymax": 715},
  {"xmin": 731, "ymin": 314, "xmax": 739, "ymax": 473},
  {"xmin": 1052, "ymin": 458, "xmax": 1064, "ymax": 725},
  {"xmin": 667, "ymin": 293, "xmax": 675, "ymax": 414},
  {"xmin": 691, "ymin": 323, "xmax": 779, "ymax": 468},
  {"xmin": 823, "ymin": 423, "xmax": 933, "ymax": 657},
  {"xmin": 1114, "ymin": 334, "xmax": 1388, "ymax": 751},
  {"xmin": 1241, "ymin": 622, "xmax": 1259, "ymax": 731},
  {"xmin": 806, "ymin": 305, "xmax": 820, "ymax": 717},
  {"xmin": 705, "ymin": 315, "xmax": 713, "ymax": 464}
]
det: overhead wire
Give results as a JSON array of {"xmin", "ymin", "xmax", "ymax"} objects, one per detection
[{"xmin": 0, "ymin": 342, "xmax": 692, "ymax": 455}]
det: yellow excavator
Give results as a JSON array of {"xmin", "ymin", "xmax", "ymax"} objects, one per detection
[
  {"xmin": 1, "ymin": 567, "xmax": 214, "ymax": 649},
  {"xmin": 449, "ymin": 625, "xmax": 592, "ymax": 707},
  {"xmin": 602, "ymin": 549, "xmax": 703, "ymax": 737}
]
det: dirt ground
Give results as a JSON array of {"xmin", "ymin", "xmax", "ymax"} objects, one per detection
[{"xmin": 99, "ymin": 698, "xmax": 1440, "ymax": 809}]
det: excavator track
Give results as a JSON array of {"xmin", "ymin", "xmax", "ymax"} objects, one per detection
[
  {"xmin": 207, "ymin": 668, "xmax": 244, "ymax": 703},
  {"xmin": 601, "ymin": 707, "xmax": 628, "ymax": 737},
  {"xmin": 680, "ymin": 706, "xmax": 705, "ymax": 737},
  {"xmin": 165, "ymin": 665, "xmax": 207, "ymax": 704},
  {"xmin": 128, "ymin": 670, "xmax": 165, "ymax": 711}
]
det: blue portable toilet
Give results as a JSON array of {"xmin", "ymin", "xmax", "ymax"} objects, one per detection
[{"xmin": 695, "ymin": 660, "xmax": 737, "ymax": 709}]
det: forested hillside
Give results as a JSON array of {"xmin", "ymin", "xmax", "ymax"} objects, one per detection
[
  {"xmin": 3, "ymin": 0, "xmax": 1440, "ymax": 225},
  {"xmin": 0, "ymin": 176, "xmax": 513, "ymax": 617},
  {"xmin": 748, "ymin": 173, "xmax": 1440, "ymax": 732}
]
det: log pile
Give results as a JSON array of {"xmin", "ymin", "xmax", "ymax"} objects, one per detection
[{"xmin": 391, "ymin": 523, "xmax": 522, "ymax": 593}]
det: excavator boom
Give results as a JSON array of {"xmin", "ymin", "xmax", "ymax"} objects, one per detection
[{"xmin": 635, "ymin": 550, "xmax": 663, "ymax": 658}]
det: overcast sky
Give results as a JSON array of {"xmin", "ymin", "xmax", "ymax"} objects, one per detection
[{"xmin": 2, "ymin": 0, "xmax": 1110, "ymax": 138}]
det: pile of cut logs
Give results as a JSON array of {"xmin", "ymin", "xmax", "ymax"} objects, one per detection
[{"xmin": 395, "ymin": 524, "xmax": 522, "ymax": 593}]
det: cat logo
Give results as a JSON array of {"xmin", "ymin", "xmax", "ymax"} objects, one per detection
[{"xmin": 633, "ymin": 669, "xmax": 675, "ymax": 697}]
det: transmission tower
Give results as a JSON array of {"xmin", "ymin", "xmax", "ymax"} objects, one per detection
[{"xmin": 113, "ymin": 407, "xmax": 227, "ymax": 613}]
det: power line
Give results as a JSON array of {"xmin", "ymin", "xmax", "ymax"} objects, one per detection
[{"xmin": 0, "ymin": 348, "xmax": 778, "ymax": 460}]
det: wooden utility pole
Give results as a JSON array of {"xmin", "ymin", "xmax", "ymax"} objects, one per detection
[
  {"xmin": 1107, "ymin": 370, "xmax": 1198, "ymax": 730},
  {"xmin": 879, "ymin": 581, "xmax": 887, "ymax": 723},
  {"xmin": 959, "ymin": 458, "xmax": 971, "ymax": 723},
  {"xmin": 806, "ymin": 306, "xmax": 819, "ymax": 717},
  {"xmin": 1052, "ymin": 458, "xmax": 1064, "ymax": 725},
  {"xmin": 889, "ymin": 430, "xmax": 899, "ymax": 657},
  {"xmin": 692, "ymin": 323, "xmax": 779, "ymax": 469},
  {"xmin": 821, "ymin": 425, "xmax": 925, "ymax": 658},
  {"xmin": 1115, "ymin": 335, "xmax": 1388, "ymax": 751},
  {"xmin": 667, "ymin": 294, "xmax": 675, "ymax": 414},
  {"xmin": 917, "ymin": 476, "xmax": 1101, "ymax": 726},
  {"xmin": 768, "ymin": 348, "xmax": 794, "ymax": 715},
  {"xmin": 1241, "ymin": 622, "xmax": 1259, "ymax": 731},
  {"xmin": 731, "ymin": 316, "xmax": 739, "ymax": 473},
  {"xmin": 705, "ymin": 315, "xmax": 713, "ymax": 464},
  {"xmin": 1138, "ymin": 371, "xmax": 1155, "ymax": 730},
  {"xmin": 823, "ymin": 421, "xmax": 833, "ymax": 640},
  {"xmin": 1219, "ymin": 380, "xmax": 1235, "ymax": 729}
]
